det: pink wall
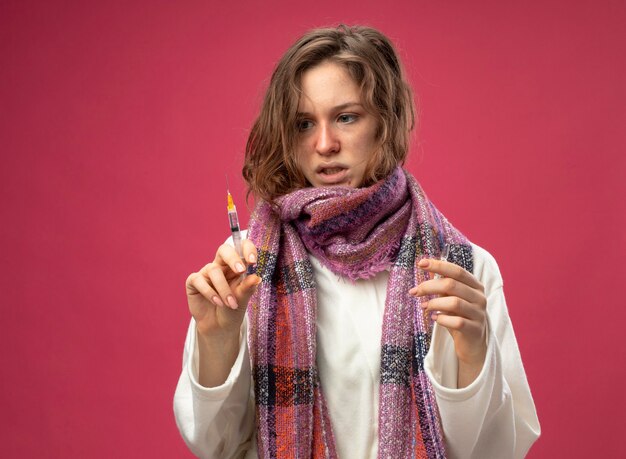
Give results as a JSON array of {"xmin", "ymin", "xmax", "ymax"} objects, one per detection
[{"xmin": 1, "ymin": 1, "xmax": 624, "ymax": 457}]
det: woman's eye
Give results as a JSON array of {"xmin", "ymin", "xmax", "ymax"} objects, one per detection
[
  {"xmin": 338, "ymin": 114, "xmax": 357, "ymax": 124},
  {"xmin": 297, "ymin": 120, "xmax": 314, "ymax": 131}
]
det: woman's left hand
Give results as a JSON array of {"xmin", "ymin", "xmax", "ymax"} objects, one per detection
[{"xmin": 409, "ymin": 258, "xmax": 488, "ymax": 388}]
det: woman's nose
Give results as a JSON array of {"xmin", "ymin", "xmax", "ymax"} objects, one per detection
[{"xmin": 315, "ymin": 124, "xmax": 339, "ymax": 155}]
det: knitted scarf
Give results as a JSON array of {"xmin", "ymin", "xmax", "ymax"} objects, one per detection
[{"xmin": 247, "ymin": 167, "xmax": 473, "ymax": 458}]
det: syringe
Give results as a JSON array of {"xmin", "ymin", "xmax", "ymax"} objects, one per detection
[{"xmin": 227, "ymin": 189, "xmax": 244, "ymax": 259}]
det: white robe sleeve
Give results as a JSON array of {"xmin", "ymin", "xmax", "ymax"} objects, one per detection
[
  {"xmin": 424, "ymin": 244, "xmax": 541, "ymax": 459},
  {"xmin": 173, "ymin": 318, "xmax": 255, "ymax": 459}
]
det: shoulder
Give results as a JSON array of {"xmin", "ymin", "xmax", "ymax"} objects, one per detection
[{"xmin": 470, "ymin": 242, "xmax": 504, "ymax": 290}]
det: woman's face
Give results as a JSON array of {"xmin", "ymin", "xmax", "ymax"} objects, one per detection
[{"xmin": 295, "ymin": 61, "xmax": 379, "ymax": 188}]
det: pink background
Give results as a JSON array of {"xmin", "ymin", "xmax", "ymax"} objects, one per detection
[{"xmin": 2, "ymin": 1, "xmax": 625, "ymax": 457}]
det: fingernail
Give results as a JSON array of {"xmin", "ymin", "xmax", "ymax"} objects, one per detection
[
  {"xmin": 235, "ymin": 262, "xmax": 245, "ymax": 273},
  {"xmin": 227, "ymin": 295, "xmax": 239, "ymax": 309},
  {"xmin": 431, "ymin": 311, "xmax": 439, "ymax": 321},
  {"xmin": 248, "ymin": 253, "xmax": 257, "ymax": 263},
  {"xmin": 421, "ymin": 301, "xmax": 428, "ymax": 310},
  {"xmin": 418, "ymin": 259, "xmax": 429, "ymax": 268},
  {"xmin": 212, "ymin": 296, "xmax": 224, "ymax": 307}
]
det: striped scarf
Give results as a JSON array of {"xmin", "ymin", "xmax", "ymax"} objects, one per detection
[{"xmin": 247, "ymin": 167, "xmax": 473, "ymax": 458}]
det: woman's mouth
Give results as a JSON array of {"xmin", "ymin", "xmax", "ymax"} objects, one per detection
[
  {"xmin": 321, "ymin": 167, "xmax": 345, "ymax": 175},
  {"xmin": 316, "ymin": 165, "xmax": 349, "ymax": 185}
]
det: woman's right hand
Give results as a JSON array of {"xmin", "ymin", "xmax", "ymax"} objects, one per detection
[
  {"xmin": 185, "ymin": 239, "xmax": 261, "ymax": 339},
  {"xmin": 185, "ymin": 240, "xmax": 261, "ymax": 387}
]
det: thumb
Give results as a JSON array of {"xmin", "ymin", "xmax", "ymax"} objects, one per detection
[{"xmin": 233, "ymin": 274, "xmax": 262, "ymax": 308}]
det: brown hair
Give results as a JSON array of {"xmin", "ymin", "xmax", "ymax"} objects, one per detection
[{"xmin": 242, "ymin": 25, "xmax": 416, "ymax": 202}]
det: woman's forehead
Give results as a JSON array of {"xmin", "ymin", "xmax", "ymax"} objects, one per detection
[{"xmin": 297, "ymin": 62, "xmax": 362, "ymax": 113}]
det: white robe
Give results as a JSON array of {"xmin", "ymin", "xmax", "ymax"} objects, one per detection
[{"xmin": 174, "ymin": 242, "xmax": 540, "ymax": 458}]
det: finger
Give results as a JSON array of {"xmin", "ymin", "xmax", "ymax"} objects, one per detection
[
  {"xmin": 207, "ymin": 263, "xmax": 239, "ymax": 309},
  {"xmin": 418, "ymin": 259, "xmax": 484, "ymax": 291},
  {"xmin": 242, "ymin": 239, "xmax": 258, "ymax": 265},
  {"xmin": 421, "ymin": 296, "xmax": 483, "ymax": 321},
  {"xmin": 410, "ymin": 277, "xmax": 486, "ymax": 307},
  {"xmin": 431, "ymin": 313, "xmax": 485, "ymax": 339},
  {"xmin": 214, "ymin": 243, "xmax": 247, "ymax": 275},
  {"xmin": 433, "ymin": 313, "xmax": 487, "ymax": 366},
  {"xmin": 233, "ymin": 274, "xmax": 262, "ymax": 307},
  {"xmin": 185, "ymin": 272, "xmax": 201, "ymax": 295},
  {"xmin": 431, "ymin": 313, "xmax": 466, "ymax": 330},
  {"xmin": 186, "ymin": 272, "xmax": 225, "ymax": 307},
  {"xmin": 432, "ymin": 313, "xmax": 485, "ymax": 344}
]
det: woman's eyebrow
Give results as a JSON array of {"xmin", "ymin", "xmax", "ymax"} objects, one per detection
[
  {"xmin": 333, "ymin": 101, "xmax": 363, "ymax": 110},
  {"xmin": 296, "ymin": 102, "xmax": 363, "ymax": 116}
]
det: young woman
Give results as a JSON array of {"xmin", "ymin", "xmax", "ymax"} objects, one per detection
[{"xmin": 174, "ymin": 25, "xmax": 540, "ymax": 459}]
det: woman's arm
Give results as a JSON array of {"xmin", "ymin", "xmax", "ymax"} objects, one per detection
[
  {"xmin": 409, "ymin": 253, "xmax": 488, "ymax": 388},
  {"xmin": 174, "ymin": 233, "xmax": 259, "ymax": 458},
  {"xmin": 423, "ymin": 245, "xmax": 540, "ymax": 458},
  {"xmin": 185, "ymin": 239, "xmax": 260, "ymax": 387},
  {"xmin": 173, "ymin": 318, "xmax": 255, "ymax": 459}
]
